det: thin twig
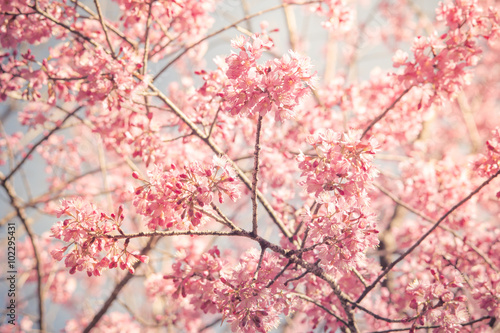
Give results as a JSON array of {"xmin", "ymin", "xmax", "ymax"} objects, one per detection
[
  {"xmin": 351, "ymin": 268, "xmax": 368, "ymax": 288},
  {"xmin": 93, "ymin": 0, "xmax": 115, "ymax": 58},
  {"xmin": 360, "ymin": 87, "xmax": 412, "ymax": 139},
  {"xmin": 1, "ymin": 106, "xmax": 82, "ymax": 186},
  {"xmin": 207, "ymin": 107, "xmax": 221, "ymax": 139},
  {"xmin": 292, "ymin": 293, "xmax": 349, "ymax": 326},
  {"xmin": 252, "ymin": 246, "xmax": 266, "ymax": 280},
  {"xmin": 142, "ymin": 1, "xmax": 154, "ymax": 76},
  {"xmin": 266, "ymin": 260, "xmax": 292, "ymax": 288},
  {"xmin": 69, "ymin": 0, "xmax": 137, "ymax": 49},
  {"xmin": 210, "ymin": 203, "xmax": 238, "ymax": 230},
  {"xmin": 251, "ymin": 115, "xmax": 263, "ymax": 235}
]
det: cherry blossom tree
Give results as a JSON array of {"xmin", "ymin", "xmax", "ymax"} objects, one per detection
[{"xmin": 1, "ymin": 0, "xmax": 500, "ymax": 332}]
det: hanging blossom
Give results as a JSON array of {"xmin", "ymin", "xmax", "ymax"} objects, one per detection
[
  {"xmin": 296, "ymin": 130, "xmax": 379, "ymax": 272},
  {"xmin": 133, "ymin": 156, "xmax": 241, "ymax": 230},
  {"xmin": 222, "ymin": 34, "xmax": 315, "ymax": 121},
  {"xmin": 300, "ymin": 195, "xmax": 380, "ymax": 273},
  {"xmin": 393, "ymin": 0, "xmax": 500, "ymax": 102},
  {"xmin": 297, "ymin": 130, "xmax": 379, "ymax": 202},
  {"xmin": 405, "ymin": 270, "xmax": 469, "ymax": 333},
  {"xmin": 50, "ymin": 198, "xmax": 149, "ymax": 277},
  {"xmin": 162, "ymin": 247, "xmax": 294, "ymax": 333}
]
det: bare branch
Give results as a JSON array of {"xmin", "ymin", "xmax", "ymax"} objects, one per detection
[
  {"xmin": 292, "ymin": 292, "xmax": 349, "ymax": 327},
  {"xmin": 93, "ymin": 0, "xmax": 115, "ymax": 58},
  {"xmin": 251, "ymin": 115, "xmax": 264, "ymax": 235}
]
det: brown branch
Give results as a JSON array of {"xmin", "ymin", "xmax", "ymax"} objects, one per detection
[
  {"xmin": 360, "ymin": 87, "xmax": 412, "ymax": 139},
  {"xmin": 101, "ymin": 229, "xmax": 239, "ymax": 240},
  {"xmin": 355, "ymin": 169, "xmax": 500, "ymax": 305},
  {"xmin": 365, "ymin": 316, "xmax": 492, "ymax": 332},
  {"xmin": 1, "ymin": 106, "xmax": 82, "ymax": 186},
  {"xmin": 0, "ymin": 172, "xmax": 45, "ymax": 332},
  {"xmin": 251, "ymin": 115, "xmax": 263, "ymax": 235},
  {"xmin": 374, "ymin": 182, "xmax": 499, "ymax": 273},
  {"xmin": 93, "ymin": 0, "xmax": 115, "ymax": 58},
  {"xmin": 292, "ymin": 292, "xmax": 349, "ymax": 327}
]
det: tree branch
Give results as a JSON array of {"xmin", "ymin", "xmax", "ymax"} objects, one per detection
[
  {"xmin": 0, "ymin": 172, "xmax": 45, "ymax": 332},
  {"xmin": 251, "ymin": 115, "xmax": 263, "ymax": 235},
  {"xmin": 1, "ymin": 106, "xmax": 82, "ymax": 186},
  {"xmin": 360, "ymin": 87, "xmax": 412, "ymax": 139},
  {"xmin": 356, "ymin": 169, "xmax": 500, "ymax": 305}
]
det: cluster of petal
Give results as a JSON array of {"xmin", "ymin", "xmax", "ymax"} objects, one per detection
[
  {"xmin": 133, "ymin": 156, "xmax": 241, "ymax": 230},
  {"xmin": 215, "ymin": 249, "xmax": 293, "ymax": 333},
  {"xmin": 161, "ymin": 247, "xmax": 292, "ymax": 333},
  {"xmin": 406, "ymin": 271, "xmax": 469, "ymax": 332},
  {"xmin": 50, "ymin": 198, "xmax": 148, "ymax": 276},
  {"xmin": 0, "ymin": 0, "xmax": 70, "ymax": 47},
  {"xmin": 399, "ymin": 158, "xmax": 474, "ymax": 228},
  {"xmin": 13, "ymin": 236, "xmax": 77, "ymax": 304},
  {"xmin": 302, "ymin": 195, "xmax": 379, "ymax": 272},
  {"xmin": 470, "ymin": 268, "xmax": 500, "ymax": 319},
  {"xmin": 297, "ymin": 130, "xmax": 378, "ymax": 201},
  {"xmin": 222, "ymin": 34, "xmax": 315, "ymax": 121},
  {"xmin": 297, "ymin": 130, "xmax": 380, "ymax": 271},
  {"xmin": 394, "ymin": 0, "xmax": 500, "ymax": 101}
]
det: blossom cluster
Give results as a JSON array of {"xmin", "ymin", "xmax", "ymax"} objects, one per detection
[
  {"xmin": 393, "ymin": 0, "xmax": 500, "ymax": 101},
  {"xmin": 50, "ymin": 198, "xmax": 148, "ymax": 276},
  {"xmin": 156, "ymin": 246, "xmax": 293, "ymax": 333},
  {"xmin": 297, "ymin": 130, "xmax": 380, "ymax": 271},
  {"xmin": 297, "ymin": 130, "xmax": 378, "ymax": 201},
  {"xmin": 222, "ymin": 34, "xmax": 315, "ymax": 121},
  {"xmin": 133, "ymin": 156, "xmax": 241, "ymax": 230},
  {"xmin": 405, "ymin": 271, "xmax": 469, "ymax": 332}
]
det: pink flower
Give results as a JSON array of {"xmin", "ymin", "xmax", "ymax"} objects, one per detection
[{"xmin": 220, "ymin": 34, "xmax": 315, "ymax": 121}]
